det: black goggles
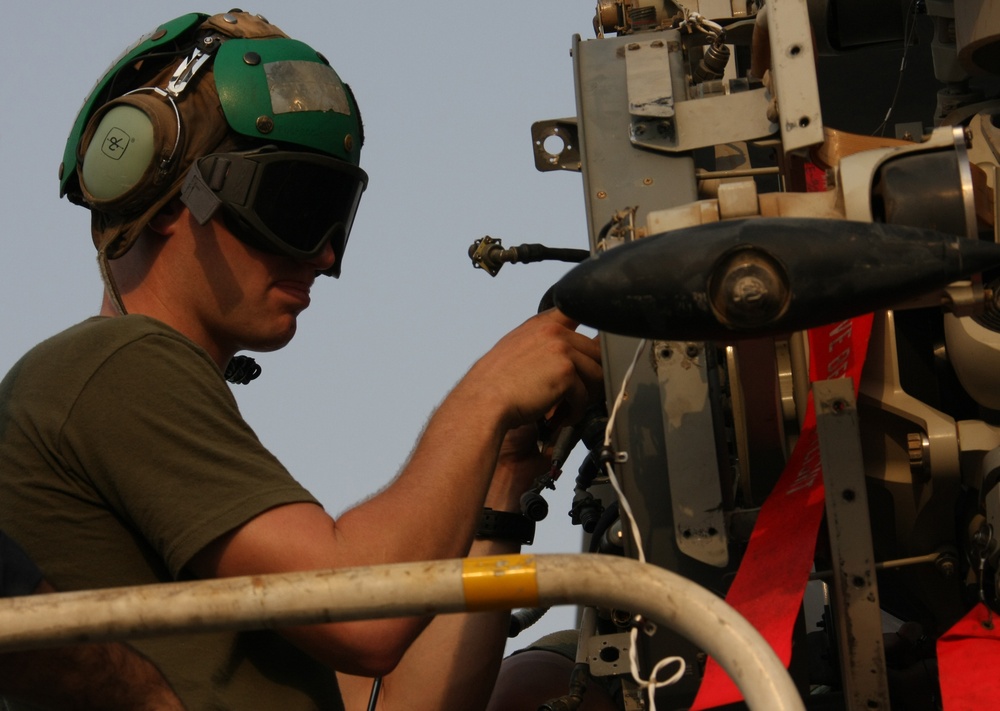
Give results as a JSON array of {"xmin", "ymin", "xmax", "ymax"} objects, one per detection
[{"xmin": 183, "ymin": 148, "xmax": 368, "ymax": 277}]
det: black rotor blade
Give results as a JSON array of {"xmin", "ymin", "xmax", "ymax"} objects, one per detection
[{"xmin": 553, "ymin": 218, "xmax": 1000, "ymax": 341}]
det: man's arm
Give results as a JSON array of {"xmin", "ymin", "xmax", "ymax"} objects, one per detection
[
  {"xmin": 188, "ymin": 309, "xmax": 602, "ymax": 699},
  {"xmin": 0, "ymin": 581, "xmax": 186, "ymax": 711},
  {"xmin": 337, "ymin": 424, "xmax": 550, "ymax": 710}
]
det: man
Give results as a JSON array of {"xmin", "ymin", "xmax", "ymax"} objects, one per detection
[
  {"xmin": 0, "ymin": 10, "xmax": 602, "ymax": 711},
  {"xmin": 0, "ymin": 532, "xmax": 185, "ymax": 710}
]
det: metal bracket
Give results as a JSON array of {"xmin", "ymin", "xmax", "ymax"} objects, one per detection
[
  {"xmin": 655, "ymin": 340, "xmax": 729, "ymax": 567},
  {"xmin": 584, "ymin": 631, "xmax": 633, "ymax": 677},
  {"xmin": 531, "ymin": 118, "xmax": 581, "ymax": 172},
  {"xmin": 814, "ymin": 379, "xmax": 890, "ymax": 710},
  {"xmin": 166, "ymin": 46, "xmax": 214, "ymax": 97},
  {"xmin": 624, "ymin": 35, "xmax": 776, "ymax": 153},
  {"xmin": 766, "ymin": 0, "xmax": 825, "ymax": 152}
]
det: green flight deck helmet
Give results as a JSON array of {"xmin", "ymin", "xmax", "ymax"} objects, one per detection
[{"xmin": 60, "ymin": 10, "xmax": 367, "ymax": 279}]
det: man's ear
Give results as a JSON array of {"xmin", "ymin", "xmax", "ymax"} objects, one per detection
[{"xmin": 146, "ymin": 197, "xmax": 187, "ymax": 237}]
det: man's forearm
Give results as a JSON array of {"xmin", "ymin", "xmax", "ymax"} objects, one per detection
[
  {"xmin": 355, "ymin": 436, "xmax": 551, "ymax": 710},
  {"xmin": 338, "ymin": 538, "xmax": 520, "ymax": 711}
]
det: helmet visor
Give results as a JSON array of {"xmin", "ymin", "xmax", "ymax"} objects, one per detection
[{"xmin": 191, "ymin": 148, "xmax": 368, "ymax": 276}]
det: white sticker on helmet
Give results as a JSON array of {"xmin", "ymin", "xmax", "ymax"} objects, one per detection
[{"xmin": 264, "ymin": 61, "xmax": 350, "ymax": 115}]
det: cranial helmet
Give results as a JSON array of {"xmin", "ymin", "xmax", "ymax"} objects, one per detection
[{"xmin": 60, "ymin": 10, "xmax": 367, "ymax": 278}]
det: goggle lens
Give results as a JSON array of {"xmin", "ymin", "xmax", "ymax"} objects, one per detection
[
  {"xmin": 189, "ymin": 148, "xmax": 368, "ymax": 277},
  {"xmin": 253, "ymin": 159, "xmax": 362, "ymax": 253}
]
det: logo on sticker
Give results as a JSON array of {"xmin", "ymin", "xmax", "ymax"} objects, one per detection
[{"xmin": 101, "ymin": 127, "xmax": 131, "ymax": 160}]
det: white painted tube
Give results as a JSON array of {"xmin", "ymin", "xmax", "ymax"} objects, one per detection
[{"xmin": 0, "ymin": 554, "xmax": 803, "ymax": 711}]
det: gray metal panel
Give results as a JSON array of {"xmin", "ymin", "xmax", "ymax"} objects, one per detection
[
  {"xmin": 655, "ymin": 340, "xmax": 729, "ymax": 567},
  {"xmin": 572, "ymin": 32, "xmax": 699, "ymax": 247},
  {"xmin": 814, "ymin": 379, "xmax": 891, "ymax": 710},
  {"xmin": 571, "ymin": 31, "xmax": 729, "ymax": 701}
]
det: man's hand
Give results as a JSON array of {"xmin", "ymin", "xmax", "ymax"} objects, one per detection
[
  {"xmin": 459, "ymin": 309, "xmax": 603, "ymax": 434},
  {"xmin": 476, "ymin": 310, "xmax": 603, "ymax": 513}
]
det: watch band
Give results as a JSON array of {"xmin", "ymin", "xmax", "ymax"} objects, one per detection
[{"xmin": 476, "ymin": 507, "xmax": 536, "ymax": 545}]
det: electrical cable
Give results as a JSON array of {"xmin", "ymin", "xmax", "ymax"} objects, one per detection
[
  {"xmin": 600, "ymin": 338, "xmax": 686, "ymax": 711},
  {"xmin": 674, "ymin": 3, "xmax": 726, "ymax": 43},
  {"xmin": 602, "ymin": 340, "xmax": 648, "ymax": 564},
  {"xmin": 367, "ymin": 676, "xmax": 382, "ymax": 711},
  {"xmin": 872, "ymin": 0, "xmax": 919, "ymax": 136},
  {"xmin": 508, "ymin": 606, "xmax": 551, "ymax": 637},
  {"xmin": 224, "ymin": 355, "xmax": 262, "ymax": 384},
  {"xmin": 588, "ymin": 501, "xmax": 621, "ymax": 553}
]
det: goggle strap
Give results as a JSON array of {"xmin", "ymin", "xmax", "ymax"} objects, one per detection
[{"xmin": 180, "ymin": 165, "xmax": 223, "ymax": 225}]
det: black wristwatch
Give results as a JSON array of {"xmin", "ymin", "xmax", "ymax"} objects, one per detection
[{"xmin": 476, "ymin": 508, "xmax": 536, "ymax": 545}]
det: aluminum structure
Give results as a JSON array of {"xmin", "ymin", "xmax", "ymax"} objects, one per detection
[{"xmin": 472, "ymin": 1, "xmax": 1000, "ymax": 709}]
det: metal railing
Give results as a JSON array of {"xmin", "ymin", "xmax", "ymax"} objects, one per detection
[{"xmin": 0, "ymin": 553, "xmax": 803, "ymax": 710}]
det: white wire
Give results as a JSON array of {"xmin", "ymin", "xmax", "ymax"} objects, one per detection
[
  {"xmin": 601, "ymin": 338, "xmax": 687, "ymax": 709},
  {"xmin": 603, "ymin": 461, "xmax": 645, "ymax": 564},
  {"xmin": 629, "ymin": 627, "xmax": 686, "ymax": 711},
  {"xmin": 603, "ymin": 339, "xmax": 647, "ymax": 563},
  {"xmin": 677, "ymin": 9, "xmax": 725, "ymax": 39},
  {"xmin": 603, "ymin": 339, "xmax": 645, "ymax": 445},
  {"xmin": 872, "ymin": 0, "xmax": 918, "ymax": 136}
]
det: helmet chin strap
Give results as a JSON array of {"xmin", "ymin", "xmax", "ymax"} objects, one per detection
[
  {"xmin": 97, "ymin": 248, "xmax": 261, "ymax": 384},
  {"xmin": 98, "ymin": 249, "xmax": 128, "ymax": 316}
]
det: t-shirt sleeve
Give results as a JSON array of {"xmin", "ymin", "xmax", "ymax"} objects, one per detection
[{"xmin": 59, "ymin": 331, "xmax": 319, "ymax": 578}]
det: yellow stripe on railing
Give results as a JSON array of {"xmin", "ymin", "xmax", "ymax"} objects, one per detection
[{"xmin": 461, "ymin": 555, "xmax": 539, "ymax": 611}]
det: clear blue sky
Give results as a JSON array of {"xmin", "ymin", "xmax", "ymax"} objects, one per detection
[{"xmin": 0, "ymin": 2, "xmax": 603, "ymax": 653}]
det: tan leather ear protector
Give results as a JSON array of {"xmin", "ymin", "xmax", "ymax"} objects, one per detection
[
  {"xmin": 78, "ymin": 89, "xmax": 182, "ymax": 213},
  {"xmin": 85, "ymin": 57, "xmax": 230, "ymax": 262}
]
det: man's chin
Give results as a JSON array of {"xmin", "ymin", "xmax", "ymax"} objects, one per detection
[{"xmin": 243, "ymin": 322, "xmax": 298, "ymax": 354}]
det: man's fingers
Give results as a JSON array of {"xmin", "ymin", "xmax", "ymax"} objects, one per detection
[{"xmin": 536, "ymin": 306, "xmax": 580, "ymax": 331}]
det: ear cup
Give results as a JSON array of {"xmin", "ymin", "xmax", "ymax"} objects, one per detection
[
  {"xmin": 81, "ymin": 105, "xmax": 156, "ymax": 201},
  {"xmin": 78, "ymin": 91, "xmax": 181, "ymax": 212}
]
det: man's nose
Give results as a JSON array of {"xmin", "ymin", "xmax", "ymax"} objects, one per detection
[{"xmin": 308, "ymin": 239, "xmax": 336, "ymax": 272}]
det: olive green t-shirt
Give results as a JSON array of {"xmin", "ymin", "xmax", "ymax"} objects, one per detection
[{"xmin": 0, "ymin": 315, "xmax": 344, "ymax": 710}]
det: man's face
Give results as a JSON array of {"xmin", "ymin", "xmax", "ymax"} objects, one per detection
[
  {"xmin": 177, "ymin": 209, "xmax": 336, "ymax": 359},
  {"xmin": 181, "ymin": 148, "xmax": 366, "ymax": 278}
]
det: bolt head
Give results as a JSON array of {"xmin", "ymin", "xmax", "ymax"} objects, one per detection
[{"xmin": 255, "ymin": 115, "xmax": 275, "ymax": 134}]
